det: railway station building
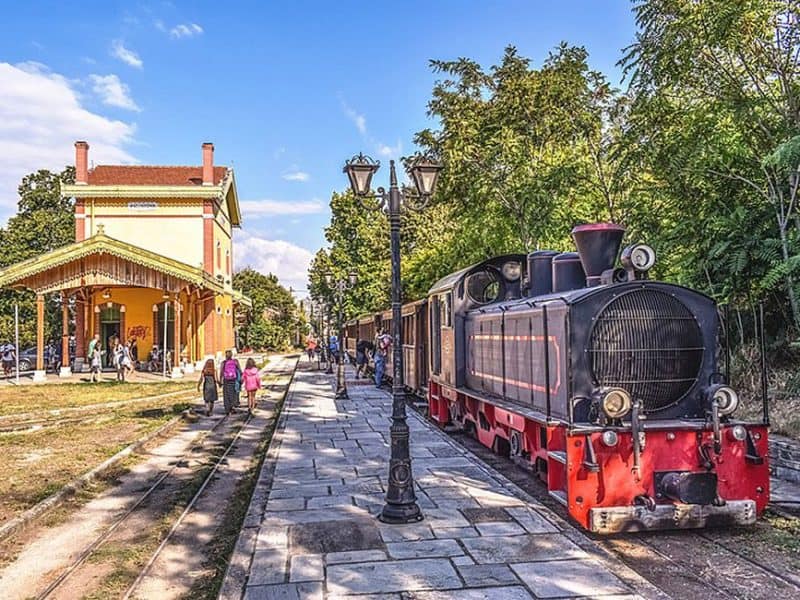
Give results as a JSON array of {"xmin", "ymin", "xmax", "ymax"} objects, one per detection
[{"xmin": 0, "ymin": 141, "xmax": 251, "ymax": 380}]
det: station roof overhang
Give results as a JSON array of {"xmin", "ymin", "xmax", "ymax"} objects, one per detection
[{"xmin": 0, "ymin": 230, "xmax": 251, "ymax": 305}]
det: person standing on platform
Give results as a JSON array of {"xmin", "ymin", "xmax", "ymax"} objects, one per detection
[
  {"xmin": 355, "ymin": 338, "xmax": 373, "ymax": 379},
  {"xmin": 373, "ymin": 328, "xmax": 392, "ymax": 388},
  {"xmin": 219, "ymin": 350, "xmax": 241, "ymax": 415},
  {"xmin": 90, "ymin": 342, "xmax": 102, "ymax": 383},
  {"xmin": 197, "ymin": 359, "xmax": 219, "ymax": 416},
  {"xmin": 242, "ymin": 357, "xmax": 262, "ymax": 415},
  {"xmin": 1, "ymin": 342, "xmax": 15, "ymax": 379}
]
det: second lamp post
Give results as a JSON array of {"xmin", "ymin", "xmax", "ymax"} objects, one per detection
[
  {"xmin": 343, "ymin": 152, "xmax": 441, "ymax": 524},
  {"xmin": 325, "ymin": 272, "xmax": 357, "ymax": 399}
]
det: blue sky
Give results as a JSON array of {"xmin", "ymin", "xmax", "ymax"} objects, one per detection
[{"xmin": 0, "ymin": 0, "xmax": 637, "ymax": 292}]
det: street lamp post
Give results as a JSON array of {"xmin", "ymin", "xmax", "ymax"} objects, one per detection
[
  {"xmin": 324, "ymin": 302, "xmax": 334, "ymax": 375},
  {"xmin": 343, "ymin": 152, "xmax": 442, "ymax": 524},
  {"xmin": 325, "ymin": 272, "xmax": 358, "ymax": 399}
]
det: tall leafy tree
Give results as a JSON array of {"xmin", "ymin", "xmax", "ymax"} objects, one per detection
[
  {"xmin": 233, "ymin": 268, "xmax": 299, "ymax": 350},
  {"xmin": 0, "ymin": 167, "xmax": 76, "ymax": 346},
  {"xmin": 622, "ymin": 0, "xmax": 800, "ymax": 331}
]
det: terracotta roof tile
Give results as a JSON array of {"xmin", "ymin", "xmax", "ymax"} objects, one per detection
[{"xmin": 87, "ymin": 165, "xmax": 228, "ymax": 186}]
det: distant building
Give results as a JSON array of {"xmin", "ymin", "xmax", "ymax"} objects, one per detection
[{"xmin": 0, "ymin": 141, "xmax": 251, "ymax": 379}]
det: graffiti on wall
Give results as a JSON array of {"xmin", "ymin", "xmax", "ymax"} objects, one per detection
[{"xmin": 127, "ymin": 325, "xmax": 151, "ymax": 340}]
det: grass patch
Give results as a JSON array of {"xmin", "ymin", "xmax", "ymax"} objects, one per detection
[
  {"xmin": 0, "ymin": 400, "xmax": 191, "ymax": 523},
  {"xmin": 0, "ymin": 380, "xmax": 194, "ymax": 416}
]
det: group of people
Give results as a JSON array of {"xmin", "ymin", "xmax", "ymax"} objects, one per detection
[
  {"xmin": 305, "ymin": 327, "xmax": 392, "ymax": 387},
  {"xmin": 87, "ymin": 333, "xmax": 137, "ymax": 382},
  {"xmin": 197, "ymin": 350, "xmax": 262, "ymax": 416}
]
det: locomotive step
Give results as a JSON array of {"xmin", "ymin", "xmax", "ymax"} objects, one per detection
[
  {"xmin": 549, "ymin": 489, "xmax": 568, "ymax": 506},
  {"xmin": 548, "ymin": 450, "xmax": 567, "ymax": 464}
]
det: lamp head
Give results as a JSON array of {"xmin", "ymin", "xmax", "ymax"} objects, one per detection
[
  {"xmin": 408, "ymin": 155, "xmax": 442, "ymax": 197},
  {"xmin": 343, "ymin": 153, "xmax": 380, "ymax": 196}
]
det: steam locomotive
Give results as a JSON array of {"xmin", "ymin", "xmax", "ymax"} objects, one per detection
[{"xmin": 345, "ymin": 223, "xmax": 770, "ymax": 533}]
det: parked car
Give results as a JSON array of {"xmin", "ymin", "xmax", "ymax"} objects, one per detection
[{"xmin": 17, "ymin": 344, "xmax": 75, "ymax": 373}]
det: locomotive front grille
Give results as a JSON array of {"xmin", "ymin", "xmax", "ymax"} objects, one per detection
[{"xmin": 589, "ymin": 289, "xmax": 703, "ymax": 412}]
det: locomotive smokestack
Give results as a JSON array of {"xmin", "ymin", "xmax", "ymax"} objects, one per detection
[{"xmin": 572, "ymin": 223, "xmax": 626, "ymax": 287}]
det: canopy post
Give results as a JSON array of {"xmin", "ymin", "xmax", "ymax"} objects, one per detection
[
  {"xmin": 59, "ymin": 292, "xmax": 72, "ymax": 377},
  {"xmin": 33, "ymin": 293, "xmax": 46, "ymax": 382},
  {"xmin": 171, "ymin": 297, "xmax": 183, "ymax": 378}
]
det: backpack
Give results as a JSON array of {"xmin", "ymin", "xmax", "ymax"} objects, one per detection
[{"xmin": 223, "ymin": 359, "xmax": 239, "ymax": 380}]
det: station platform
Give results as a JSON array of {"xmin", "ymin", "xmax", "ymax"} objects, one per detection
[{"xmin": 220, "ymin": 363, "xmax": 642, "ymax": 600}]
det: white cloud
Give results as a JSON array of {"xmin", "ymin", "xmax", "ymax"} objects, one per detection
[
  {"xmin": 234, "ymin": 230, "xmax": 314, "ymax": 292},
  {"xmin": 341, "ymin": 99, "xmax": 367, "ymax": 135},
  {"xmin": 0, "ymin": 62, "xmax": 136, "ymax": 218},
  {"xmin": 170, "ymin": 23, "xmax": 204, "ymax": 39},
  {"xmin": 282, "ymin": 170, "xmax": 309, "ymax": 182},
  {"xmin": 377, "ymin": 140, "xmax": 403, "ymax": 157},
  {"xmin": 240, "ymin": 199, "xmax": 325, "ymax": 217},
  {"xmin": 111, "ymin": 40, "xmax": 143, "ymax": 69},
  {"xmin": 89, "ymin": 74, "xmax": 141, "ymax": 112}
]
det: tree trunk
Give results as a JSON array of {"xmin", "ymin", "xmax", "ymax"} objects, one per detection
[{"xmin": 778, "ymin": 220, "xmax": 800, "ymax": 331}]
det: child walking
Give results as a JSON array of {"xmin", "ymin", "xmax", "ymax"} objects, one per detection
[
  {"xmin": 197, "ymin": 359, "xmax": 219, "ymax": 416},
  {"xmin": 242, "ymin": 358, "xmax": 262, "ymax": 415}
]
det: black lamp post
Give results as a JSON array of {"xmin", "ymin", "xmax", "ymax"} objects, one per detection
[
  {"xmin": 324, "ymin": 302, "xmax": 334, "ymax": 374},
  {"xmin": 343, "ymin": 152, "xmax": 442, "ymax": 524},
  {"xmin": 325, "ymin": 272, "xmax": 358, "ymax": 399}
]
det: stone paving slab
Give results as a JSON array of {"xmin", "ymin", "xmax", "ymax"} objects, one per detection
[{"xmin": 221, "ymin": 365, "xmax": 641, "ymax": 599}]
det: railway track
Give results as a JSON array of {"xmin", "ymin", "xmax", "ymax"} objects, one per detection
[
  {"xmin": 405, "ymin": 400, "xmax": 800, "ymax": 600},
  {"xmin": 31, "ymin": 356, "xmax": 296, "ymax": 600}
]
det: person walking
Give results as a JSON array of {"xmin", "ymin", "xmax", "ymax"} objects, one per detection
[
  {"xmin": 122, "ymin": 340, "xmax": 135, "ymax": 380},
  {"xmin": 1, "ymin": 342, "xmax": 15, "ymax": 379},
  {"xmin": 329, "ymin": 334, "xmax": 339, "ymax": 363},
  {"xmin": 242, "ymin": 358, "xmax": 262, "ymax": 415},
  {"xmin": 373, "ymin": 328, "xmax": 392, "ymax": 388},
  {"xmin": 197, "ymin": 359, "xmax": 219, "ymax": 416},
  {"xmin": 129, "ymin": 337, "xmax": 138, "ymax": 368},
  {"xmin": 355, "ymin": 338, "xmax": 374, "ymax": 379},
  {"xmin": 219, "ymin": 350, "xmax": 241, "ymax": 415},
  {"xmin": 90, "ymin": 342, "xmax": 102, "ymax": 383},
  {"xmin": 88, "ymin": 333, "xmax": 100, "ymax": 360},
  {"xmin": 113, "ymin": 338, "xmax": 126, "ymax": 382},
  {"xmin": 305, "ymin": 335, "xmax": 317, "ymax": 362}
]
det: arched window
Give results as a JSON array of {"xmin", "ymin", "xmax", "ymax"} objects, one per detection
[
  {"xmin": 226, "ymin": 249, "xmax": 231, "ymax": 275},
  {"xmin": 216, "ymin": 240, "xmax": 221, "ymax": 270}
]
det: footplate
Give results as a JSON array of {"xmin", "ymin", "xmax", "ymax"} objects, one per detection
[{"xmin": 589, "ymin": 500, "xmax": 756, "ymax": 534}]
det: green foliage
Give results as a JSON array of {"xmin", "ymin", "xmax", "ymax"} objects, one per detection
[
  {"xmin": 233, "ymin": 268, "xmax": 299, "ymax": 350},
  {"xmin": 310, "ymin": 2, "xmax": 800, "ymax": 353},
  {"xmin": 0, "ymin": 167, "xmax": 75, "ymax": 346}
]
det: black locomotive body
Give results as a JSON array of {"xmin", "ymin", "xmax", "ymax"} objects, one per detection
[{"xmin": 346, "ymin": 223, "xmax": 770, "ymax": 533}]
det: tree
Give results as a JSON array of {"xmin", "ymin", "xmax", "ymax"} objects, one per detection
[
  {"xmin": 622, "ymin": 0, "xmax": 800, "ymax": 331},
  {"xmin": 0, "ymin": 167, "xmax": 76, "ymax": 346},
  {"xmin": 233, "ymin": 268, "xmax": 298, "ymax": 350}
]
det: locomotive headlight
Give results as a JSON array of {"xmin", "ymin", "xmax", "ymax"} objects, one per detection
[
  {"xmin": 621, "ymin": 244, "xmax": 656, "ymax": 272},
  {"xmin": 601, "ymin": 430, "xmax": 619, "ymax": 447},
  {"xmin": 707, "ymin": 384, "xmax": 739, "ymax": 416},
  {"xmin": 502, "ymin": 261, "xmax": 521, "ymax": 281},
  {"xmin": 600, "ymin": 387, "xmax": 632, "ymax": 419}
]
